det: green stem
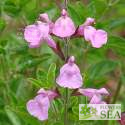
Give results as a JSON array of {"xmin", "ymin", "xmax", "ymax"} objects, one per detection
[
  {"xmin": 64, "ymin": 0, "xmax": 68, "ymax": 9},
  {"xmin": 64, "ymin": 88, "xmax": 68, "ymax": 125},
  {"xmin": 64, "ymin": 39, "xmax": 69, "ymax": 61},
  {"xmin": 52, "ymin": 102, "xmax": 58, "ymax": 121},
  {"xmin": 64, "ymin": 38, "xmax": 69, "ymax": 125},
  {"xmin": 112, "ymin": 77, "xmax": 122, "ymax": 104}
]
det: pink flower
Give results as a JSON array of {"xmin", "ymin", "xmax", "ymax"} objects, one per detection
[
  {"xmin": 37, "ymin": 88, "xmax": 59, "ymax": 101},
  {"xmin": 84, "ymin": 26, "xmax": 108, "ymax": 48},
  {"xmin": 78, "ymin": 88, "xmax": 109, "ymax": 104},
  {"xmin": 52, "ymin": 9, "xmax": 75, "ymax": 38},
  {"xmin": 77, "ymin": 17, "xmax": 95, "ymax": 36},
  {"xmin": 39, "ymin": 13, "xmax": 54, "ymax": 34},
  {"xmin": 75, "ymin": 17, "xmax": 108, "ymax": 48},
  {"xmin": 118, "ymin": 112, "xmax": 125, "ymax": 125},
  {"xmin": 56, "ymin": 56, "xmax": 83, "ymax": 89},
  {"xmin": 26, "ymin": 89, "xmax": 59, "ymax": 121},
  {"xmin": 24, "ymin": 20, "xmax": 56, "ymax": 49},
  {"xmin": 39, "ymin": 13, "xmax": 50, "ymax": 23}
]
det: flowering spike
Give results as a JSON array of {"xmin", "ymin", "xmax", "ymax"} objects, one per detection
[
  {"xmin": 53, "ymin": 9, "xmax": 75, "ymax": 38},
  {"xmin": 56, "ymin": 56, "xmax": 83, "ymax": 89}
]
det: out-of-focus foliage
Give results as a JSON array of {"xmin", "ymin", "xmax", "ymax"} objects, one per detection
[{"xmin": 0, "ymin": 0, "xmax": 125, "ymax": 125}]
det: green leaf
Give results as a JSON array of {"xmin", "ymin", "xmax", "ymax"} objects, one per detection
[
  {"xmin": 87, "ymin": 60, "xmax": 118, "ymax": 80},
  {"xmin": 28, "ymin": 78, "xmax": 42, "ymax": 88},
  {"xmin": 109, "ymin": 17, "xmax": 125, "ymax": 29},
  {"xmin": 24, "ymin": 0, "xmax": 36, "ymax": 11},
  {"xmin": 52, "ymin": 122, "xmax": 63, "ymax": 125},
  {"xmin": 68, "ymin": 4, "xmax": 82, "ymax": 25},
  {"xmin": 0, "ymin": 46, "xmax": 5, "ymax": 54},
  {"xmin": 4, "ymin": 1, "xmax": 21, "ymax": 17},
  {"xmin": 106, "ymin": 35, "xmax": 125, "ymax": 56},
  {"xmin": 18, "ymin": 54, "xmax": 51, "ymax": 72},
  {"xmin": 0, "ymin": 19, "xmax": 6, "ymax": 32},
  {"xmin": 5, "ymin": 106, "xmax": 21, "ymax": 125},
  {"xmin": 47, "ymin": 63, "xmax": 56, "ymax": 87},
  {"xmin": 36, "ymin": 69, "xmax": 47, "ymax": 84}
]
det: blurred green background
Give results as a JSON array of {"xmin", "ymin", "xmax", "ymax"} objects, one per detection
[{"xmin": 0, "ymin": 0, "xmax": 125, "ymax": 125}]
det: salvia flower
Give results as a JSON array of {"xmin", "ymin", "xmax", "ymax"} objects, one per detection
[
  {"xmin": 39, "ymin": 13, "xmax": 51, "ymax": 23},
  {"xmin": 56, "ymin": 56, "xmax": 83, "ymax": 89},
  {"xmin": 78, "ymin": 88, "xmax": 109, "ymax": 104},
  {"xmin": 53, "ymin": 9, "xmax": 76, "ymax": 38},
  {"xmin": 24, "ymin": 16, "xmax": 56, "ymax": 49},
  {"xmin": 118, "ymin": 112, "xmax": 125, "ymax": 125},
  {"xmin": 39, "ymin": 13, "xmax": 54, "ymax": 34},
  {"xmin": 77, "ymin": 17, "xmax": 95, "ymax": 36},
  {"xmin": 76, "ymin": 17, "xmax": 108, "ymax": 48},
  {"xmin": 26, "ymin": 89, "xmax": 59, "ymax": 121},
  {"xmin": 84, "ymin": 26, "xmax": 108, "ymax": 48}
]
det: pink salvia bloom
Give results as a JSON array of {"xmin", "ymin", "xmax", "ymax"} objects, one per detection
[
  {"xmin": 77, "ymin": 17, "xmax": 95, "ymax": 36},
  {"xmin": 78, "ymin": 88, "xmax": 109, "ymax": 104},
  {"xmin": 24, "ymin": 21, "xmax": 49, "ymax": 47},
  {"xmin": 39, "ymin": 13, "xmax": 50, "ymax": 23},
  {"xmin": 37, "ymin": 88, "xmax": 59, "ymax": 101},
  {"xmin": 118, "ymin": 112, "xmax": 125, "ymax": 125},
  {"xmin": 53, "ymin": 9, "xmax": 75, "ymax": 38},
  {"xmin": 84, "ymin": 26, "xmax": 108, "ymax": 48},
  {"xmin": 27, "ymin": 89, "xmax": 59, "ymax": 121},
  {"xmin": 39, "ymin": 13, "xmax": 54, "ymax": 34},
  {"xmin": 45, "ymin": 37, "xmax": 57, "ymax": 49},
  {"xmin": 83, "ymin": 17, "xmax": 95, "ymax": 26},
  {"xmin": 78, "ymin": 88, "xmax": 109, "ymax": 98},
  {"xmin": 24, "ymin": 24, "xmax": 42, "ymax": 48},
  {"xmin": 89, "ymin": 95, "xmax": 106, "ymax": 104},
  {"xmin": 56, "ymin": 56, "xmax": 83, "ymax": 89},
  {"xmin": 27, "ymin": 94, "xmax": 50, "ymax": 121},
  {"xmin": 24, "ymin": 21, "xmax": 57, "ymax": 49}
]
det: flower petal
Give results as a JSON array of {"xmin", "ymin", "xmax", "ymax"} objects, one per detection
[
  {"xmin": 83, "ymin": 17, "xmax": 95, "ymax": 26},
  {"xmin": 37, "ymin": 88, "xmax": 59, "ymax": 101},
  {"xmin": 45, "ymin": 36, "xmax": 57, "ymax": 49},
  {"xmin": 39, "ymin": 13, "xmax": 50, "ymax": 23},
  {"xmin": 84, "ymin": 26, "xmax": 96, "ymax": 42},
  {"xmin": 89, "ymin": 94, "xmax": 102, "ymax": 104},
  {"xmin": 26, "ymin": 94, "xmax": 50, "ymax": 121},
  {"xmin": 118, "ymin": 112, "xmax": 125, "ymax": 125},
  {"xmin": 96, "ymin": 88, "xmax": 109, "ymax": 95},
  {"xmin": 91, "ymin": 29, "xmax": 107, "ymax": 48},
  {"xmin": 76, "ymin": 17, "xmax": 95, "ymax": 36},
  {"xmin": 24, "ymin": 21, "xmax": 50, "ymax": 48},
  {"xmin": 78, "ymin": 88, "xmax": 97, "ymax": 98},
  {"xmin": 56, "ymin": 56, "xmax": 83, "ymax": 89},
  {"xmin": 24, "ymin": 24, "xmax": 41, "ymax": 44},
  {"xmin": 53, "ymin": 10, "xmax": 75, "ymax": 38}
]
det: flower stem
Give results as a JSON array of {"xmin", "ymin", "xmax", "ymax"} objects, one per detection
[
  {"xmin": 64, "ymin": 38, "xmax": 69, "ymax": 61},
  {"xmin": 64, "ymin": 88, "xmax": 68, "ymax": 125},
  {"xmin": 112, "ymin": 76, "xmax": 122, "ymax": 104},
  {"xmin": 64, "ymin": 0, "xmax": 68, "ymax": 9},
  {"xmin": 64, "ymin": 38, "xmax": 69, "ymax": 125}
]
